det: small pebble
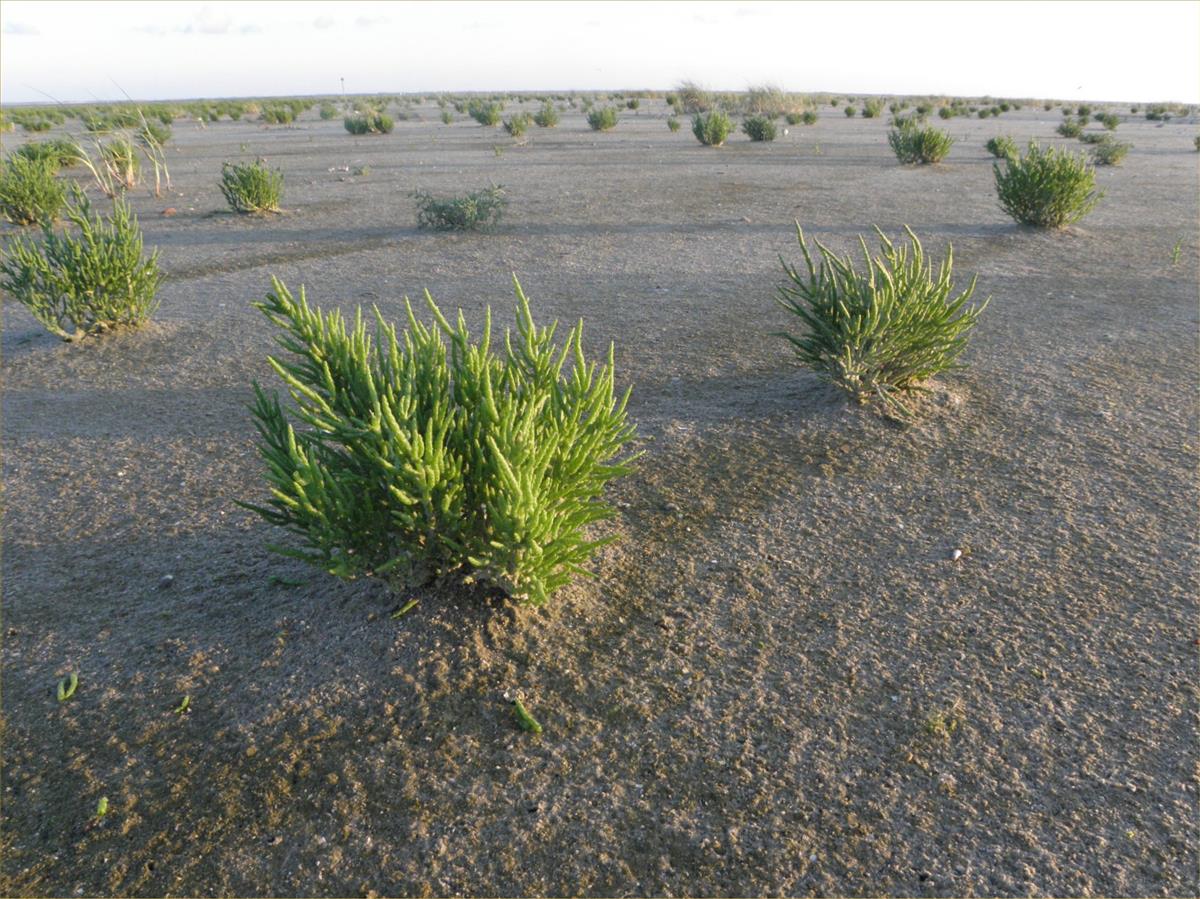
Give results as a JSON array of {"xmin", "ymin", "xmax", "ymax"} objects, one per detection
[
  {"xmin": 158, "ymin": 575, "xmax": 175, "ymax": 589},
  {"xmin": 951, "ymin": 548, "xmax": 963, "ymax": 561}
]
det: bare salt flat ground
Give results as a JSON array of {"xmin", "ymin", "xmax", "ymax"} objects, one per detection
[{"xmin": 2, "ymin": 99, "xmax": 1198, "ymax": 897}]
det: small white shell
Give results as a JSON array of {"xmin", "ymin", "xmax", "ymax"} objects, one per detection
[{"xmin": 951, "ymin": 548, "xmax": 963, "ymax": 561}]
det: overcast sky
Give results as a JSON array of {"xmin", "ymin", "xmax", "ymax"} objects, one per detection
[{"xmin": 1, "ymin": 1, "xmax": 1197, "ymax": 105}]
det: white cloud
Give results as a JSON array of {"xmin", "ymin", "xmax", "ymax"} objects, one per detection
[
  {"xmin": 3, "ymin": 21, "xmax": 40, "ymax": 35},
  {"xmin": 313, "ymin": 16, "xmax": 335, "ymax": 30},
  {"xmin": 355, "ymin": 15, "xmax": 388, "ymax": 27}
]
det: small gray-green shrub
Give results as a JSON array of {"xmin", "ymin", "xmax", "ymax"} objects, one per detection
[
  {"xmin": 844, "ymin": 105, "xmax": 857, "ymax": 117},
  {"xmin": 742, "ymin": 115, "xmax": 777, "ymax": 142},
  {"xmin": 319, "ymin": 103, "xmax": 337, "ymax": 120},
  {"xmin": 667, "ymin": 116, "xmax": 681, "ymax": 132},
  {"xmin": 469, "ymin": 101, "xmax": 503, "ymax": 126},
  {"xmin": 138, "ymin": 120, "xmax": 171, "ymax": 147},
  {"xmin": 994, "ymin": 141, "xmax": 1102, "ymax": 228},
  {"xmin": 260, "ymin": 104, "xmax": 296, "ymax": 124},
  {"xmin": 862, "ymin": 99, "xmax": 884, "ymax": 118},
  {"xmin": 626, "ymin": 98, "xmax": 640, "ymax": 110},
  {"xmin": 0, "ymin": 189, "xmax": 162, "ymax": 340},
  {"xmin": 587, "ymin": 107, "xmax": 619, "ymax": 131},
  {"xmin": 985, "ymin": 135, "xmax": 1018, "ymax": 159},
  {"xmin": 242, "ymin": 276, "xmax": 637, "ymax": 605},
  {"xmin": 1090, "ymin": 139, "xmax": 1130, "ymax": 166},
  {"xmin": 1098, "ymin": 112, "xmax": 1120, "ymax": 130},
  {"xmin": 503, "ymin": 113, "xmax": 529, "ymax": 137},
  {"xmin": 344, "ymin": 112, "xmax": 394, "ymax": 135},
  {"xmin": 692, "ymin": 110, "xmax": 732, "ymax": 146},
  {"xmin": 888, "ymin": 122, "xmax": 954, "ymax": 164},
  {"xmin": 441, "ymin": 109, "xmax": 454, "ymax": 125},
  {"xmin": 14, "ymin": 139, "xmax": 79, "ymax": 169},
  {"xmin": 0, "ymin": 154, "xmax": 67, "ymax": 224},
  {"xmin": 801, "ymin": 110, "xmax": 818, "ymax": 125},
  {"xmin": 775, "ymin": 225, "xmax": 986, "ymax": 414},
  {"xmin": 533, "ymin": 102, "xmax": 559, "ymax": 128},
  {"xmin": 1056, "ymin": 119, "xmax": 1083, "ymax": 138},
  {"xmin": 414, "ymin": 185, "xmax": 506, "ymax": 231},
  {"xmin": 220, "ymin": 160, "xmax": 283, "ymax": 214},
  {"xmin": 785, "ymin": 112, "xmax": 803, "ymax": 125}
]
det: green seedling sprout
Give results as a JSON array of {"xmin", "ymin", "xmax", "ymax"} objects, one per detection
[{"xmin": 57, "ymin": 673, "xmax": 78, "ymax": 702}]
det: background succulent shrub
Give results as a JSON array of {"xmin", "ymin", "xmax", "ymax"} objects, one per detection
[
  {"xmin": 985, "ymin": 135, "xmax": 1018, "ymax": 159},
  {"xmin": 0, "ymin": 189, "xmax": 162, "ymax": 340},
  {"xmin": 503, "ymin": 113, "xmax": 530, "ymax": 137},
  {"xmin": 587, "ymin": 106, "xmax": 619, "ymax": 131},
  {"xmin": 468, "ymin": 101, "xmax": 503, "ymax": 126},
  {"xmin": 260, "ymin": 104, "xmax": 296, "ymax": 124},
  {"xmin": 243, "ymin": 277, "xmax": 637, "ymax": 605},
  {"xmin": 14, "ymin": 139, "xmax": 79, "ymax": 169},
  {"xmin": 533, "ymin": 101, "xmax": 559, "ymax": 128},
  {"xmin": 887, "ymin": 122, "xmax": 954, "ymax": 164},
  {"xmin": 666, "ymin": 116, "xmax": 681, "ymax": 132},
  {"xmin": 844, "ymin": 105, "xmax": 857, "ymax": 117},
  {"xmin": 742, "ymin": 115, "xmax": 777, "ymax": 142},
  {"xmin": 785, "ymin": 112, "xmax": 803, "ymax": 125},
  {"xmin": 1195, "ymin": 135, "xmax": 1200, "ymax": 151},
  {"xmin": 776, "ymin": 225, "xmax": 986, "ymax": 414},
  {"xmin": 1090, "ymin": 139, "xmax": 1130, "ymax": 166},
  {"xmin": 137, "ymin": 120, "xmax": 171, "ymax": 148},
  {"xmin": 994, "ymin": 141, "xmax": 1103, "ymax": 228},
  {"xmin": 861, "ymin": 98, "xmax": 884, "ymax": 118},
  {"xmin": 344, "ymin": 112, "xmax": 394, "ymax": 135},
  {"xmin": 800, "ymin": 110, "xmax": 818, "ymax": 125},
  {"xmin": 319, "ymin": 102, "xmax": 337, "ymax": 120},
  {"xmin": 626, "ymin": 98, "xmax": 640, "ymax": 110},
  {"xmin": 414, "ymin": 185, "xmax": 506, "ymax": 231},
  {"xmin": 1056, "ymin": 118, "xmax": 1083, "ymax": 138},
  {"xmin": 1098, "ymin": 112, "xmax": 1120, "ymax": 130},
  {"xmin": 937, "ymin": 106, "xmax": 954, "ymax": 120},
  {"xmin": 0, "ymin": 154, "xmax": 67, "ymax": 225},
  {"xmin": 220, "ymin": 160, "xmax": 283, "ymax": 214},
  {"xmin": 692, "ymin": 110, "xmax": 732, "ymax": 146},
  {"xmin": 1078, "ymin": 131, "xmax": 1107, "ymax": 145}
]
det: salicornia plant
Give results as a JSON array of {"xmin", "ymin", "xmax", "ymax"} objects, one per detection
[
  {"xmin": 0, "ymin": 188, "xmax": 163, "ymax": 340},
  {"xmin": 220, "ymin": 160, "xmax": 284, "ymax": 214},
  {"xmin": 775, "ymin": 224, "xmax": 987, "ymax": 414},
  {"xmin": 0, "ymin": 154, "xmax": 67, "ymax": 225},
  {"xmin": 242, "ymin": 276, "xmax": 638, "ymax": 605},
  {"xmin": 994, "ymin": 141, "xmax": 1103, "ymax": 228}
]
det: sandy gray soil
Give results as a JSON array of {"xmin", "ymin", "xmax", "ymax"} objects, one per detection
[{"xmin": 1, "ymin": 98, "xmax": 1197, "ymax": 897}]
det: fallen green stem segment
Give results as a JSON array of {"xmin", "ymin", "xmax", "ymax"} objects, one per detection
[
  {"xmin": 173, "ymin": 695, "xmax": 190, "ymax": 714},
  {"xmin": 512, "ymin": 698, "xmax": 542, "ymax": 734},
  {"xmin": 95, "ymin": 796, "xmax": 108, "ymax": 817},
  {"xmin": 391, "ymin": 599, "xmax": 420, "ymax": 619}
]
